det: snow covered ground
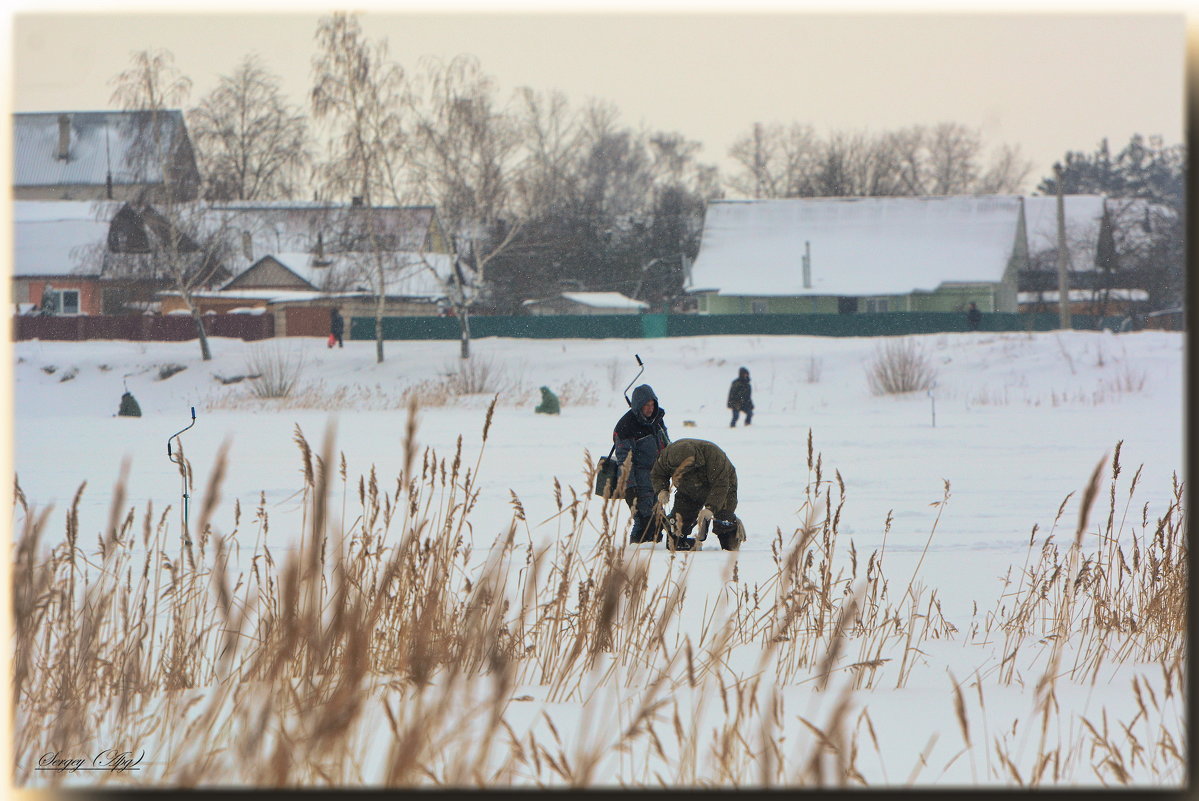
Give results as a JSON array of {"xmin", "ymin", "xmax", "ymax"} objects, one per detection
[{"xmin": 10, "ymin": 328, "xmax": 1186, "ymax": 787}]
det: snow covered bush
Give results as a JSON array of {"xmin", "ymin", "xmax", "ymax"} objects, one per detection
[
  {"xmin": 865, "ymin": 338, "xmax": 937, "ymax": 395},
  {"xmin": 244, "ymin": 341, "xmax": 306, "ymax": 398}
]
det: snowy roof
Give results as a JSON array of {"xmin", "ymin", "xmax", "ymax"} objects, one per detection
[
  {"xmin": 222, "ymin": 251, "xmax": 453, "ymax": 300},
  {"xmin": 159, "ymin": 288, "xmax": 373, "ymax": 306},
  {"xmin": 688, "ymin": 196, "xmax": 1024, "ymax": 297},
  {"xmin": 1021, "ymin": 195, "xmax": 1106, "ymax": 270},
  {"xmin": 209, "ymin": 203, "xmax": 439, "ymax": 254},
  {"xmin": 559, "ymin": 292, "xmax": 649, "ymax": 310},
  {"xmin": 13, "ymin": 110, "xmax": 189, "ymax": 188},
  {"xmin": 11, "ymin": 200, "xmax": 122, "ymax": 277},
  {"xmin": 1018, "ymin": 289, "xmax": 1148, "ymax": 303}
]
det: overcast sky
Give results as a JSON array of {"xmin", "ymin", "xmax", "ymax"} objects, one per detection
[{"xmin": 6, "ymin": 6, "xmax": 1188, "ymax": 193}]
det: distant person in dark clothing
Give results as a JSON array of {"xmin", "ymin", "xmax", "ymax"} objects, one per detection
[
  {"xmin": 727, "ymin": 366, "xmax": 753, "ymax": 427},
  {"xmin": 966, "ymin": 301, "xmax": 982, "ymax": 331},
  {"xmin": 117, "ymin": 391, "xmax": 141, "ymax": 417},
  {"xmin": 329, "ymin": 307, "xmax": 345, "ymax": 348},
  {"xmin": 613, "ymin": 384, "xmax": 671, "ymax": 544}
]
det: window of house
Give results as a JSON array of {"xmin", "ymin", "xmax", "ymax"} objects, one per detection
[
  {"xmin": 865, "ymin": 298, "xmax": 889, "ymax": 313},
  {"xmin": 43, "ymin": 289, "xmax": 81, "ymax": 315},
  {"xmin": 59, "ymin": 290, "xmax": 81, "ymax": 315},
  {"xmin": 751, "ymin": 300, "xmax": 768, "ymax": 314},
  {"xmin": 837, "ymin": 297, "xmax": 859, "ymax": 314}
]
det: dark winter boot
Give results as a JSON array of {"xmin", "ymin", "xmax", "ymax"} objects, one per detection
[
  {"xmin": 714, "ymin": 517, "xmax": 745, "ymax": 551},
  {"xmin": 667, "ymin": 535, "xmax": 696, "ymax": 551},
  {"xmin": 629, "ymin": 515, "xmax": 662, "ymax": 544}
]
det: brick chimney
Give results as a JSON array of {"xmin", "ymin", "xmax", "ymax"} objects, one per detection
[{"xmin": 57, "ymin": 114, "xmax": 71, "ymax": 160}]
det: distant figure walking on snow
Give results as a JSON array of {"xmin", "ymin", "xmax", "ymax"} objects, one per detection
[
  {"xmin": 966, "ymin": 301, "xmax": 982, "ymax": 331},
  {"xmin": 727, "ymin": 366, "xmax": 753, "ymax": 427},
  {"xmin": 329, "ymin": 307, "xmax": 345, "ymax": 348}
]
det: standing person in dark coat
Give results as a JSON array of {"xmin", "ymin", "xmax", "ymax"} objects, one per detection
[
  {"xmin": 650, "ymin": 438, "xmax": 745, "ymax": 551},
  {"xmin": 727, "ymin": 366, "xmax": 754, "ymax": 427},
  {"xmin": 965, "ymin": 301, "xmax": 982, "ymax": 331},
  {"xmin": 329, "ymin": 307, "xmax": 345, "ymax": 348},
  {"xmin": 612, "ymin": 384, "xmax": 671, "ymax": 544}
]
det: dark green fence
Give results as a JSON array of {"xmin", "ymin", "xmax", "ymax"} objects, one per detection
[{"xmin": 349, "ymin": 312, "xmax": 1125, "ymax": 341}]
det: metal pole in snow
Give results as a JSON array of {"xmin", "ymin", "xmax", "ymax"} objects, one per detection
[
  {"xmin": 623, "ymin": 354, "xmax": 645, "ymax": 407},
  {"xmin": 928, "ymin": 386, "xmax": 936, "ymax": 428},
  {"xmin": 168, "ymin": 407, "xmax": 197, "ymax": 542}
]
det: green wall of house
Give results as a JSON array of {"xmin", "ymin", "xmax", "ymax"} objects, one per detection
[{"xmin": 698, "ymin": 285, "xmax": 1008, "ymax": 315}]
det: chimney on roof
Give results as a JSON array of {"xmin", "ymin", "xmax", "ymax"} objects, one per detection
[
  {"xmin": 802, "ymin": 241, "xmax": 812, "ymax": 289},
  {"xmin": 57, "ymin": 114, "xmax": 71, "ymax": 160}
]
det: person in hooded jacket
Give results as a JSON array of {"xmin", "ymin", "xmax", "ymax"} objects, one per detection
[
  {"xmin": 650, "ymin": 438, "xmax": 744, "ymax": 551},
  {"xmin": 612, "ymin": 384, "xmax": 671, "ymax": 544},
  {"xmin": 727, "ymin": 366, "xmax": 753, "ymax": 427}
]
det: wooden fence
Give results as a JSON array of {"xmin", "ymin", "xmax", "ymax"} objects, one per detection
[{"xmin": 12, "ymin": 314, "xmax": 275, "ymax": 342}]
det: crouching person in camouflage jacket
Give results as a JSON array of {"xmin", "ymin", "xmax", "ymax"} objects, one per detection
[{"xmin": 650, "ymin": 438, "xmax": 746, "ymax": 551}]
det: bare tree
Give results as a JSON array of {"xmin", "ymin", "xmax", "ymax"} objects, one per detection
[
  {"xmin": 728, "ymin": 121, "xmax": 1031, "ymax": 198},
  {"xmin": 407, "ymin": 54, "xmax": 522, "ymax": 359},
  {"xmin": 189, "ymin": 54, "xmax": 312, "ymax": 201},
  {"xmin": 311, "ymin": 12, "xmax": 413, "ymax": 363},
  {"xmin": 110, "ymin": 48, "xmax": 220, "ymax": 360},
  {"xmin": 977, "ymin": 142, "xmax": 1033, "ymax": 194},
  {"xmin": 728, "ymin": 122, "xmax": 821, "ymax": 198},
  {"xmin": 511, "ymin": 87, "xmax": 581, "ymax": 219}
]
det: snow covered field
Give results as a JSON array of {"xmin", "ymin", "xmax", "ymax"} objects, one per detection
[{"xmin": 11, "ymin": 329, "xmax": 1186, "ymax": 788}]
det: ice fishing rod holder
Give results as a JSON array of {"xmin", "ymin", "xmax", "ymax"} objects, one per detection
[
  {"xmin": 167, "ymin": 407, "xmax": 197, "ymax": 539},
  {"xmin": 623, "ymin": 354, "xmax": 645, "ymax": 407}
]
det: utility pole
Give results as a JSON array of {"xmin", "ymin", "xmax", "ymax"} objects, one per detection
[
  {"xmin": 1054, "ymin": 164, "xmax": 1072, "ymax": 330},
  {"xmin": 753, "ymin": 122, "xmax": 766, "ymax": 199}
]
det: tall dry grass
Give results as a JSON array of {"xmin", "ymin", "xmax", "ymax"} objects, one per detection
[
  {"xmin": 865, "ymin": 338, "xmax": 937, "ymax": 396},
  {"xmin": 11, "ymin": 410, "xmax": 1186, "ymax": 788}
]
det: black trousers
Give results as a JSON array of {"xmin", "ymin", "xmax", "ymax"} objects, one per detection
[
  {"xmin": 625, "ymin": 487, "xmax": 662, "ymax": 543},
  {"xmin": 670, "ymin": 479, "xmax": 739, "ymax": 550},
  {"xmin": 731, "ymin": 405, "xmax": 753, "ymax": 425}
]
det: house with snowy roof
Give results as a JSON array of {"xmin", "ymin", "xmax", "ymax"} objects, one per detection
[
  {"xmin": 11, "ymin": 199, "xmax": 220, "ymax": 316},
  {"xmin": 521, "ymin": 291, "xmax": 650, "ymax": 315},
  {"xmin": 13, "ymin": 110, "xmax": 201, "ymax": 202},
  {"xmin": 158, "ymin": 202, "xmax": 457, "ymax": 334},
  {"xmin": 686, "ymin": 196, "xmax": 1030, "ymax": 314}
]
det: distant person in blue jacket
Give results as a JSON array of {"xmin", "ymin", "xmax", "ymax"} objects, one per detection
[{"xmin": 612, "ymin": 384, "xmax": 671, "ymax": 543}]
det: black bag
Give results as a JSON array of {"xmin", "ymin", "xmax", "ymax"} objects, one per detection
[{"xmin": 594, "ymin": 444, "xmax": 620, "ymax": 498}]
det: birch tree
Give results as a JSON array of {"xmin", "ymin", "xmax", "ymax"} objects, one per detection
[
  {"xmin": 311, "ymin": 12, "xmax": 411, "ymax": 363},
  {"xmin": 407, "ymin": 55, "xmax": 522, "ymax": 359},
  {"xmin": 189, "ymin": 54, "xmax": 312, "ymax": 201},
  {"xmin": 110, "ymin": 48, "xmax": 221, "ymax": 361}
]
